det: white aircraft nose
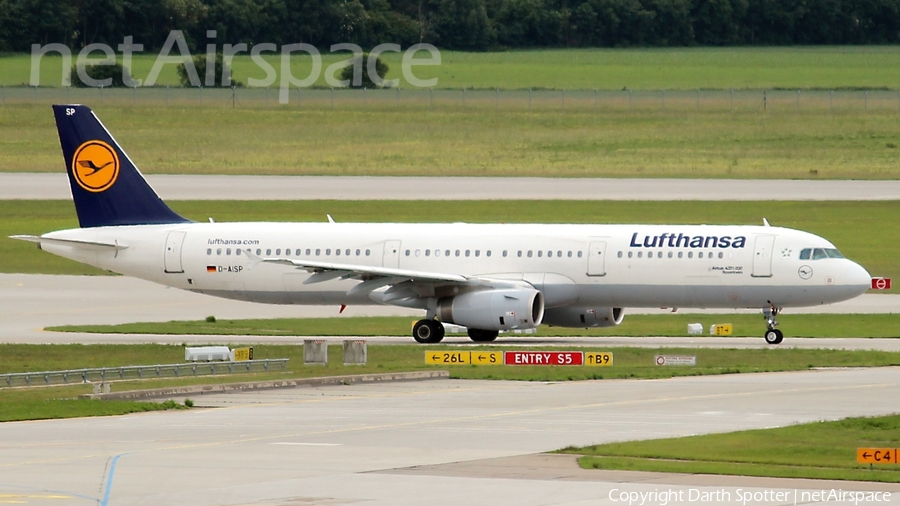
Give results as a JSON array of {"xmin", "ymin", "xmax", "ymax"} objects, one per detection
[{"xmin": 846, "ymin": 261, "xmax": 872, "ymax": 295}]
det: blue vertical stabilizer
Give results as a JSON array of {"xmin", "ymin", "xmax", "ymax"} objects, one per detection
[{"xmin": 53, "ymin": 104, "xmax": 189, "ymax": 228}]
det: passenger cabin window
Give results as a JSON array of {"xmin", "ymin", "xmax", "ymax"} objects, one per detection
[
  {"xmin": 226, "ymin": 248, "xmax": 231, "ymax": 255},
  {"xmin": 503, "ymin": 250, "xmax": 508, "ymax": 257},
  {"xmin": 617, "ymin": 251, "xmax": 623, "ymax": 258},
  {"xmin": 207, "ymin": 248, "xmax": 212, "ymax": 255},
  {"xmin": 577, "ymin": 251, "xmax": 583, "ymax": 258},
  {"xmin": 486, "ymin": 250, "xmax": 491, "ymax": 257},
  {"xmin": 667, "ymin": 251, "xmax": 673, "ymax": 258},
  {"xmin": 216, "ymin": 248, "xmax": 222, "ymax": 255},
  {"xmin": 568, "ymin": 251, "xmax": 572, "ymax": 258},
  {"xmin": 266, "ymin": 249, "xmax": 272, "ymax": 255}
]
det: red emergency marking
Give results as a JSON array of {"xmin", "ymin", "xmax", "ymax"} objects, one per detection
[
  {"xmin": 871, "ymin": 278, "xmax": 892, "ymax": 290},
  {"xmin": 504, "ymin": 351, "xmax": 584, "ymax": 366}
]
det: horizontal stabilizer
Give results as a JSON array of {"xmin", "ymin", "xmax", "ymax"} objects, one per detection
[{"xmin": 10, "ymin": 235, "xmax": 128, "ymax": 251}]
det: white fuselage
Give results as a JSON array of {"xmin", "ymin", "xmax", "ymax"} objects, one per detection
[{"xmin": 40, "ymin": 221, "xmax": 871, "ymax": 311}]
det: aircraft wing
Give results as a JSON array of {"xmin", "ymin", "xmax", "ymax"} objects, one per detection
[
  {"xmin": 247, "ymin": 251, "xmax": 521, "ymax": 299},
  {"xmin": 10, "ymin": 235, "xmax": 128, "ymax": 251}
]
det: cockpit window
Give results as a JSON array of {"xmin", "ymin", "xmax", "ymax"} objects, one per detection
[{"xmin": 802, "ymin": 247, "xmax": 845, "ymax": 260}]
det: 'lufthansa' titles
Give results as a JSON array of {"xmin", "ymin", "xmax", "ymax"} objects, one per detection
[{"xmin": 630, "ymin": 233, "xmax": 746, "ymax": 249}]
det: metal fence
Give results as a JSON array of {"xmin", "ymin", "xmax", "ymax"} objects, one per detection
[
  {"xmin": 1, "ymin": 359, "xmax": 289, "ymax": 388},
  {"xmin": 3, "ymin": 85, "xmax": 900, "ymax": 113}
]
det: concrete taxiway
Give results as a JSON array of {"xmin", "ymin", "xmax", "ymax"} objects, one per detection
[
  {"xmin": 3, "ymin": 173, "xmax": 900, "ymax": 201},
  {"xmin": 2, "ymin": 368, "xmax": 899, "ymax": 505},
  {"xmin": 2, "ymin": 274, "xmax": 898, "ymax": 346}
]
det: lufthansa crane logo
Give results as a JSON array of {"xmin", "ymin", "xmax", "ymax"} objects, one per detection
[{"xmin": 72, "ymin": 140, "xmax": 120, "ymax": 192}]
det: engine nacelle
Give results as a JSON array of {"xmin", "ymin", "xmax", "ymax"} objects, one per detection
[
  {"xmin": 542, "ymin": 307, "xmax": 624, "ymax": 328},
  {"xmin": 437, "ymin": 289, "xmax": 544, "ymax": 331}
]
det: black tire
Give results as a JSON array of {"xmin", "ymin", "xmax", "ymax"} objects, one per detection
[
  {"xmin": 413, "ymin": 319, "xmax": 444, "ymax": 344},
  {"xmin": 764, "ymin": 329, "xmax": 783, "ymax": 345},
  {"xmin": 467, "ymin": 328, "xmax": 499, "ymax": 342}
]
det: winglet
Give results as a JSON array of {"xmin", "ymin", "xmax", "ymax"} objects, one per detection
[
  {"xmin": 244, "ymin": 249, "xmax": 264, "ymax": 269},
  {"xmin": 762, "ymin": 218, "xmax": 770, "ymax": 227}
]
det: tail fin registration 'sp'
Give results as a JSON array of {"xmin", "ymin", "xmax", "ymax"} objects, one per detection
[
  {"xmin": 12, "ymin": 105, "xmax": 874, "ymax": 345},
  {"xmin": 53, "ymin": 105, "xmax": 188, "ymax": 228}
]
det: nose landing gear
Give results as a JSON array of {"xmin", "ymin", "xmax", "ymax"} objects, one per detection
[{"xmin": 762, "ymin": 306, "xmax": 784, "ymax": 345}]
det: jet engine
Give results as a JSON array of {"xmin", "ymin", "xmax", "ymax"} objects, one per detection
[
  {"xmin": 437, "ymin": 289, "xmax": 544, "ymax": 331},
  {"xmin": 542, "ymin": 306, "xmax": 624, "ymax": 328}
]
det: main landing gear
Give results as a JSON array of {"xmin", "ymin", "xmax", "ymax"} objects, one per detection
[
  {"xmin": 467, "ymin": 328, "xmax": 499, "ymax": 342},
  {"xmin": 411, "ymin": 320, "xmax": 500, "ymax": 344},
  {"xmin": 762, "ymin": 306, "xmax": 784, "ymax": 345},
  {"xmin": 413, "ymin": 319, "xmax": 444, "ymax": 344}
]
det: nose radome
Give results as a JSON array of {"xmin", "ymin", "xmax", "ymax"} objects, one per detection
[{"xmin": 847, "ymin": 261, "xmax": 871, "ymax": 293}]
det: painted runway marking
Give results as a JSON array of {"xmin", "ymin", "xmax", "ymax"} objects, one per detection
[{"xmin": 269, "ymin": 442, "xmax": 342, "ymax": 446}]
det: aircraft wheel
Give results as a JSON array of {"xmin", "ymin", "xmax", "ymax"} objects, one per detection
[
  {"xmin": 467, "ymin": 328, "xmax": 499, "ymax": 342},
  {"xmin": 413, "ymin": 319, "xmax": 444, "ymax": 344},
  {"xmin": 764, "ymin": 329, "xmax": 784, "ymax": 345}
]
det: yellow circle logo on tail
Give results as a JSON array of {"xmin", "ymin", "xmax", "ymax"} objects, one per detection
[{"xmin": 72, "ymin": 140, "xmax": 120, "ymax": 192}]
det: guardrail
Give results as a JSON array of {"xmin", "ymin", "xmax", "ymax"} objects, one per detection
[{"xmin": 0, "ymin": 359, "xmax": 289, "ymax": 388}]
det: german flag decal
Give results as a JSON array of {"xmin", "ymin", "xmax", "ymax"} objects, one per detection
[{"xmin": 207, "ymin": 266, "xmax": 217, "ymax": 273}]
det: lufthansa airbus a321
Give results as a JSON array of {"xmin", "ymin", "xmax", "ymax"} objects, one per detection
[{"xmin": 12, "ymin": 105, "xmax": 872, "ymax": 345}]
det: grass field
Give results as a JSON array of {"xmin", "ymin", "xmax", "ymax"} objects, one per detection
[
  {"xmin": 47, "ymin": 314, "xmax": 900, "ymax": 338},
  {"xmin": 2, "ymin": 343, "xmax": 899, "ymax": 421},
  {"xmin": 3, "ymin": 200, "xmax": 896, "ymax": 282},
  {"xmin": 561, "ymin": 414, "xmax": 900, "ymax": 483},
  {"xmin": 2, "ymin": 102, "xmax": 900, "ymax": 178},
  {"xmin": 7, "ymin": 47, "xmax": 900, "ymax": 90}
]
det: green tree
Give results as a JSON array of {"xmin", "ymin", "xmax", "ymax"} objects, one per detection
[
  {"xmin": 177, "ymin": 53, "xmax": 241, "ymax": 87},
  {"xmin": 494, "ymin": 0, "xmax": 564, "ymax": 47},
  {"xmin": 339, "ymin": 52, "xmax": 390, "ymax": 88},
  {"xmin": 429, "ymin": 0, "xmax": 495, "ymax": 50},
  {"xmin": 690, "ymin": 0, "xmax": 748, "ymax": 45},
  {"xmin": 69, "ymin": 62, "xmax": 133, "ymax": 87}
]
